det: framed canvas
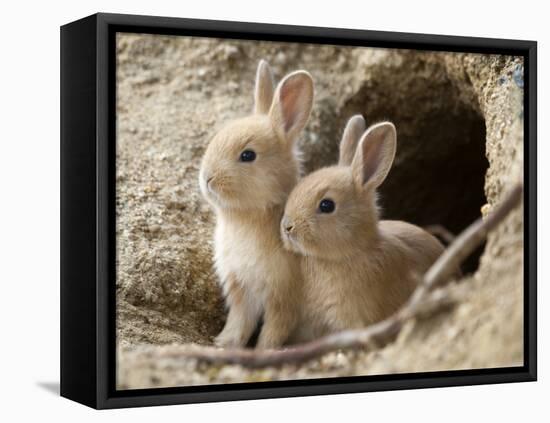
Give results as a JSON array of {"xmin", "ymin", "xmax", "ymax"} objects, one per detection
[{"xmin": 60, "ymin": 12, "xmax": 537, "ymax": 409}]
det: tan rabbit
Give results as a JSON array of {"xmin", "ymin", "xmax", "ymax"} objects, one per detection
[
  {"xmin": 199, "ymin": 60, "xmax": 314, "ymax": 349},
  {"xmin": 281, "ymin": 118, "xmax": 445, "ymax": 342}
]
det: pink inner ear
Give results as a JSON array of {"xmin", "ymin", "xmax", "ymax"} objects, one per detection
[
  {"xmin": 362, "ymin": 137, "xmax": 384, "ymax": 184},
  {"xmin": 280, "ymin": 80, "xmax": 301, "ymax": 133}
]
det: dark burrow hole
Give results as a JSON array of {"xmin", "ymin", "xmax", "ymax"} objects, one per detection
[{"xmin": 337, "ymin": 61, "xmax": 489, "ymax": 274}]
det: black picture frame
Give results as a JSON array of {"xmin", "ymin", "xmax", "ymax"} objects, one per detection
[{"xmin": 60, "ymin": 12, "xmax": 537, "ymax": 409}]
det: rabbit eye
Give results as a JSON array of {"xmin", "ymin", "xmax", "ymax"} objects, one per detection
[
  {"xmin": 240, "ymin": 149, "xmax": 256, "ymax": 162},
  {"xmin": 319, "ymin": 198, "xmax": 335, "ymax": 213}
]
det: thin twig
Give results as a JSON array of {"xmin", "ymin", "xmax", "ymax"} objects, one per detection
[
  {"xmin": 180, "ymin": 183, "xmax": 523, "ymax": 368},
  {"xmin": 164, "ymin": 288, "xmax": 455, "ymax": 367},
  {"xmin": 419, "ymin": 184, "xmax": 523, "ymax": 292},
  {"xmin": 424, "ymin": 224, "xmax": 456, "ymax": 244}
]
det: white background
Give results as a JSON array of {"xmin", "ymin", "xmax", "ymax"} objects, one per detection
[{"xmin": 0, "ymin": 0, "xmax": 546, "ymax": 420}]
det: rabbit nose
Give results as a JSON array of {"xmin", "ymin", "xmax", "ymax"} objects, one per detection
[{"xmin": 282, "ymin": 216, "xmax": 294, "ymax": 234}]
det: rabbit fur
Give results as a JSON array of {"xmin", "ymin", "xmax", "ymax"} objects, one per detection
[
  {"xmin": 281, "ymin": 117, "xmax": 446, "ymax": 342},
  {"xmin": 199, "ymin": 60, "xmax": 314, "ymax": 348}
]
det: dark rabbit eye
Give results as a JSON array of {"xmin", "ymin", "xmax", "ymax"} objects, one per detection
[
  {"xmin": 319, "ymin": 198, "xmax": 335, "ymax": 213},
  {"xmin": 240, "ymin": 149, "xmax": 256, "ymax": 162}
]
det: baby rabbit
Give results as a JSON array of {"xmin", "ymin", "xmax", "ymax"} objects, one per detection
[
  {"xmin": 199, "ymin": 60, "xmax": 314, "ymax": 349},
  {"xmin": 281, "ymin": 116, "xmax": 445, "ymax": 342}
]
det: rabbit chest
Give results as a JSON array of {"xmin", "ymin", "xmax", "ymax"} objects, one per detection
[
  {"xmin": 304, "ymin": 258, "xmax": 386, "ymax": 334},
  {"xmin": 214, "ymin": 212, "xmax": 298, "ymax": 302}
]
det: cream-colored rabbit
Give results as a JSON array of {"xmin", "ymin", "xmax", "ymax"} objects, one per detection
[
  {"xmin": 281, "ymin": 117, "xmax": 445, "ymax": 342},
  {"xmin": 199, "ymin": 60, "xmax": 314, "ymax": 349}
]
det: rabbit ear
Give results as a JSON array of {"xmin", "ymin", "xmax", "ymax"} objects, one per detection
[
  {"xmin": 269, "ymin": 70, "xmax": 314, "ymax": 145},
  {"xmin": 253, "ymin": 60, "xmax": 275, "ymax": 114},
  {"xmin": 339, "ymin": 115, "xmax": 366, "ymax": 166},
  {"xmin": 351, "ymin": 122, "xmax": 396, "ymax": 190}
]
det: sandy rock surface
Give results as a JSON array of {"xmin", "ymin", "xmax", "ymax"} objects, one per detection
[{"xmin": 115, "ymin": 33, "xmax": 524, "ymax": 389}]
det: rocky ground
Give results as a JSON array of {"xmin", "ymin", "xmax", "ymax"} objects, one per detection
[{"xmin": 115, "ymin": 33, "xmax": 524, "ymax": 389}]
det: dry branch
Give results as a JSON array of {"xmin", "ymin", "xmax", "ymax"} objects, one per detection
[
  {"xmin": 181, "ymin": 183, "xmax": 524, "ymax": 368},
  {"xmin": 170, "ymin": 288, "xmax": 456, "ymax": 368},
  {"xmin": 424, "ymin": 224, "xmax": 456, "ymax": 244},
  {"xmin": 416, "ymin": 183, "xmax": 523, "ymax": 293}
]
